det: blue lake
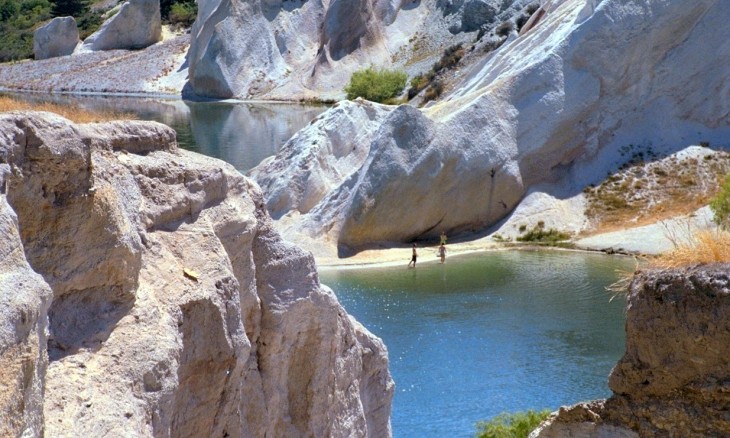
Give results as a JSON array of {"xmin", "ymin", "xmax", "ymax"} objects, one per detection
[{"xmin": 320, "ymin": 250, "xmax": 632, "ymax": 437}]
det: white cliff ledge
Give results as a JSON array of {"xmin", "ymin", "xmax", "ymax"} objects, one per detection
[{"xmin": 0, "ymin": 111, "xmax": 393, "ymax": 437}]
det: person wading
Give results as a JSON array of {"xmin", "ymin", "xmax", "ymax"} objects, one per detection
[{"xmin": 408, "ymin": 243, "xmax": 418, "ymax": 268}]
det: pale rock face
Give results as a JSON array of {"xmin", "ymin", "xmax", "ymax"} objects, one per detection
[
  {"xmin": 0, "ymin": 111, "xmax": 393, "ymax": 437},
  {"xmin": 249, "ymin": 99, "xmax": 392, "ymax": 220},
  {"xmin": 79, "ymin": 0, "xmax": 161, "ymax": 52},
  {"xmin": 33, "ymin": 17, "xmax": 79, "ymax": 60},
  {"xmin": 0, "ymin": 192, "xmax": 52, "ymax": 438},
  {"xmin": 185, "ymin": 0, "xmax": 527, "ymax": 99},
  {"xmin": 250, "ymin": 0, "xmax": 730, "ymax": 256}
]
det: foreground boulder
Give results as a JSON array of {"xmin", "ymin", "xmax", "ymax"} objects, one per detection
[
  {"xmin": 0, "ymin": 111, "xmax": 393, "ymax": 437},
  {"xmin": 78, "ymin": 0, "xmax": 161, "ymax": 52},
  {"xmin": 33, "ymin": 17, "xmax": 79, "ymax": 60},
  {"xmin": 532, "ymin": 265, "xmax": 730, "ymax": 437}
]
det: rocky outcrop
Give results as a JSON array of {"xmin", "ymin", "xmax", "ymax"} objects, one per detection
[
  {"xmin": 250, "ymin": 0, "xmax": 730, "ymax": 256},
  {"xmin": 78, "ymin": 0, "xmax": 161, "ymax": 52},
  {"xmin": 531, "ymin": 265, "xmax": 730, "ymax": 437},
  {"xmin": 461, "ymin": 0, "xmax": 499, "ymax": 31},
  {"xmin": 249, "ymin": 99, "xmax": 392, "ymax": 220},
  {"xmin": 33, "ymin": 17, "xmax": 79, "ymax": 60},
  {"xmin": 0, "ymin": 111, "xmax": 393, "ymax": 437},
  {"xmin": 185, "ymin": 0, "xmax": 530, "ymax": 99}
]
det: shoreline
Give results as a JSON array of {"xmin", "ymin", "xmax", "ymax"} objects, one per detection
[
  {"xmin": 0, "ymin": 87, "xmax": 337, "ymax": 106},
  {"xmin": 315, "ymin": 239, "xmax": 639, "ymax": 272}
]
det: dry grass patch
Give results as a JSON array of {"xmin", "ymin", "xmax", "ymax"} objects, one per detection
[
  {"xmin": 652, "ymin": 229, "xmax": 730, "ymax": 268},
  {"xmin": 0, "ymin": 96, "xmax": 137, "ymax": 123},
  {"xmin": 584, "ymin": 148, "xmax": 730, "ymax": 233}
]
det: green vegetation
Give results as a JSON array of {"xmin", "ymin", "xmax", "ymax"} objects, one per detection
[
  {"xmin": 710, "ymin": 173, "xmax": 730, "ymax": 229},
  {"xmin": 476, "ymin": 410, "xmax": 551, "ymax": 438},
  {"xmin": 167, "ymin": 0, "xmax": 195, "ymax": 27},
  {"xmin": 408, "ymin": 43, "xmax": 465, "ymax": 102},
  {"xmin": 161, "ymin": 0, "xmax": 196, "ymax": 27},
  {"xmin": 516, "ymin": 223, "xmax": 571, "ymax": 243},
  {"xmin": 0, "ymin": 0, "xmax": 196, "ymax": 62},
  {"xmin": 344, "ymin": 67, "xmax": 407, "ymax": 103}
]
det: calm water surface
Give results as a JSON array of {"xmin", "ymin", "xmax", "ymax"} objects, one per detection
[
  {"xmin": 320, "ymin": 251, "xmax": 633, "ymax": 438},
  {"xmin": 6, "ymin": 93, "xmax": 632, "ymax": 437},
  {"xmin": 2, "ymin": 92, "xmax": 326, "ymax": 172}
]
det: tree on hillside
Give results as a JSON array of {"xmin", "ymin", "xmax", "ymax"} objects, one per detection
[
  {"xmin": 51, "ymin": 0, "xmax": 87, "ymax": 17},
  {"xmin": 0, "ymin": 0, "xmax": 19, "ymax": 20}
]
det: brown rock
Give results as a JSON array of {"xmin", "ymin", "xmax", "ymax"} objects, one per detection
[{"xmin": 532, "ymin": 265, "xmax": 730, "ymax": 438}]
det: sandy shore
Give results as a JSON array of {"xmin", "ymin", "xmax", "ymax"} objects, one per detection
[{"xmin": 315, "ymin": 207, "xmax": 714, "ymax": 270}]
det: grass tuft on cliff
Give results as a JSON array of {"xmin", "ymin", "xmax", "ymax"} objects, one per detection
[
  {"xmin": 344, "ymin": 67, "xmax": 407, "ymax": 104},
  {"xmin": 653, "ymin": 229, "xmax": 730, "ymax": 268},
  {"xmin": 476, "ymin": 409, "xmax": 551, "ymax": 438},
  {"xmin": 0, "ymin": 96, "xmax": 136, "ymax": 122}
]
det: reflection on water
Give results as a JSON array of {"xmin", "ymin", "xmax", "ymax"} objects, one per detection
[
  {"xmin": 1, "ymin": 92, "xmax": 326, "ymax": 172},
  {"xmin": 320, "ymin": 250, "xmax": 633, "ymax": 438}
]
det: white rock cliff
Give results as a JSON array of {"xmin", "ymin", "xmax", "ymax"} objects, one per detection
[
  {"xmin": 186, "ymin": 0, "xmax": 532, "ymax": 99},
  {"xmin": 0, "ymin": 111, "xmax": 393, "ymax": 437},
  {"xmin": 250, "ymin": 0, "xmax": 730, "ymax": 255}
]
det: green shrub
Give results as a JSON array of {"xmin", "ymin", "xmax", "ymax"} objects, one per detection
[
  {"xmin": 169, "ymin": 1, "xmax": 196, "ymax": 27},
  {"xmin": 516, "ymin": 226, "xmax": 570, "ymax": 243},
  {"xmin": 710, "ymin": 173, "xmax": 730, "ymax": 229},
  {"xmin": 407, "ymin": 44, "xmax": 464, "ymax": 101},
  {"xmin": 344, "ymin": 67, "xmax": 407, "ymax": 103},
  {"xmin": 476, "ymin": 410, "xmax": 551, "ymax": 438},
  {"xmin": 76, "ymin": 8, "xmax": 103, "ymax": 39}
]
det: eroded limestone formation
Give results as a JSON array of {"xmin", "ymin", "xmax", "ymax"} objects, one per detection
[
  {"xmin": 531, "ymin": 265, "xmax": 730, "ymax": 437},
  {"xmin": 0, "ymin": 111, "xmax": 393, "ymax": 437}
]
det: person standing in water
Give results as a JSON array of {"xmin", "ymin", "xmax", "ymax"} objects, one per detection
[
  {"xmin": 438, "ymin": 243, "xmax": 446, "ymax": 263},
  {"xmin": 408, "ymin": 243, "xmax": 418, "ymax": 268},
  {"xmin": 440, "ymin": 231, "xmax": 447, "ymax": 245}
]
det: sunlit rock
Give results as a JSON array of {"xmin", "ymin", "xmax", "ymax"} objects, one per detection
[
  {"xmin": 79, "ymin": 0, "xmax": 161, "ymax": 52},
  {"xmin": 0, "ymin": 112, "xmax": 394, "ymax": 437},
  {"xmin": 33, "ymin": 17, "xmax": 79, "ymax": 60}
]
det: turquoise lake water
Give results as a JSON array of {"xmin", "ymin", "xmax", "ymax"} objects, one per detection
[
  {"xmin": 4, "ymin": 93, "xmax": 633, "ymax": 437},
  {"xmin": 320, "ymin": 251, "xmax": 632, "ymax": 437}
]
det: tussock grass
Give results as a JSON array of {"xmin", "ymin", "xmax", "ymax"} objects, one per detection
[
  {"xmin": 0, "ymin": 96, "xmax": 137, "ymax": 123},
  {"xmin": 653, "ymin": 229, "xmax": 730, "ymax": 268}
]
